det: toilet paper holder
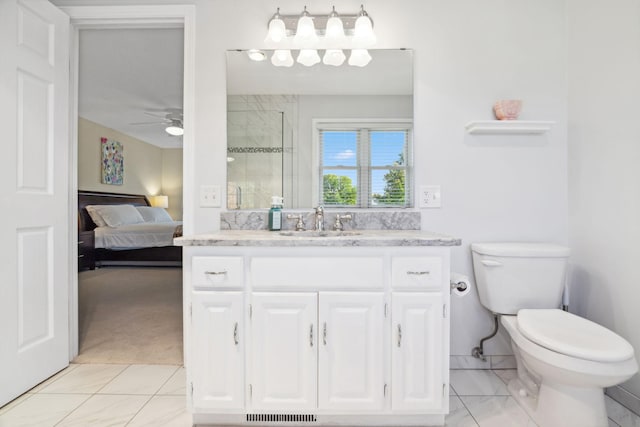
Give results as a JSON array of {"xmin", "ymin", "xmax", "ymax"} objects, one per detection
[{"xmin": 450, "ymin": 279, "xmax": 468, "ymax": 293}]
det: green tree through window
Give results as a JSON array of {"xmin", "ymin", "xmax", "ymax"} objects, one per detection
[
  {"xmin": 372, "ymin": 153, "xmax": 405, "ymax": 205},
  {"xmin": 323, "ymin": 174, "xmax": 357, "ymax": 205}
]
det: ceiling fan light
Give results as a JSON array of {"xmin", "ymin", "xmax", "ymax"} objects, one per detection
[
  {"xmin": 247, "ymin": 49, "xmax": 267, "ymax": 62},
  {"xmin": 297, "ymin": 49, "xmax": 321, "ymax": 67},
  {"xmin": 271, "ymin": 49, "xmax": 294, "ymax": 67},
  {"xmin": 323, "ymin": 49, "xmax": 346, "ymax": 66},
  {"xmin": 165, "ymin": 122, "xmax": 184, "ymax": 136},
  {"xmin": 348, "ymin": 49, "xmax": 372, "ymax": 67},
  {"xmin": 265, "ymin": 9, "xmax": 286, "ymax": 44}
]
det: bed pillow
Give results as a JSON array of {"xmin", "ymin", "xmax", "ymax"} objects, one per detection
[
  {"xmin": 85, "ymin": 205, "xmax": 108, "ymax": 228},
  {"xmin": 90, "ymin": 204, "xmax": 145, "ymax": 227},
  {"xmin": 136, "ymin": 206, "xmax": 174, "ymax": 223}
]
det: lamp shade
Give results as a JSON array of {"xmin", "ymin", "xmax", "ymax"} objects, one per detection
[
  {"xmin": 325, "ymin": 14, "xmax": 346, "ymax": 47},
  {"xmin": 353, "ymin": 15, "xmax": 376, "ymax": 47},
  {"xmin": 297, "ymin": 49, "xmax": 321, "ymax": 67},
  {"xmin": 348, "ymin": 49, "xmax": 372, "ymax": 67},
  {"xmin": 271, "ymin": 49, "xmax": 294, "ymax": 67},
  {"xmin": 293, "ymin": 12, "xmax": 318, "ymax": 46},
  {"xmin": 265, "ymin": 10, "xmax": 286, "ymax": 44},
  {"xmin": 323, "ymin": 49, "xmax": 346, "ymax": 66},
  {"xmin": 150, "ymin": 195, "xmax": 168, "ymax": 208}
]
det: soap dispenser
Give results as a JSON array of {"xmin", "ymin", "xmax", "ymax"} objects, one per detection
[{"xmin": 268, "ymin": 196, "xmax": 284, "ymax": 231}]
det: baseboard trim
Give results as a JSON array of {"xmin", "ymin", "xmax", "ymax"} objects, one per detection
[{"xmin": 606, "ymin": 385, "xmax": 640, "ymax": 417}]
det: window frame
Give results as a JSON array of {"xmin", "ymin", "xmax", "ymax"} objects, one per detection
[{"xmin": 312, "ymin": 118, "xmax": 413, "ymax": 208}]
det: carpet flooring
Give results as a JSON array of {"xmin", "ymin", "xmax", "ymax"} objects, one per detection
[{"xmin": 75, "ymin": 267, "xmax": 183, "ymax": 365}]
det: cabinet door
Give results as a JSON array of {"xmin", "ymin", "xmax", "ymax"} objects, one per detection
[
  {"xmin": 392, "ymin": 292, "xmax": 443, "ymax": 412},
  {"xmin": 318, "ymin": 292, "xmax": 385, "ymax": 411},
  {"xmin": 251, "ymin": 292, "xmax": 317, "ymax": 411},
  {"xmin": 191, "ymin": 291, "xmax": 244, "ymax": 410}
]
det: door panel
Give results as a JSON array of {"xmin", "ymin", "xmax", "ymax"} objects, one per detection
[
  {"xmin": 0, "ymin": 0, "xmax": 70, "ymax": 407},
  {"xmin": 251, "ymin": 292, "xmax": 317, "ymax": 411},
  {"xmin": 392, "ymin": 292, "xmax": 443, "ymax": 412},
  {"xmin": 318, "ymin": 292, "xmax": 385, "ymax": 411},
  {"xmin": 191, "ymin": 292, "xmax": 244, "ymax": 410}
]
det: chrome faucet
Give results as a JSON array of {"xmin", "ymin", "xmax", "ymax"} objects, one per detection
[
  {"xmin": 333, "ymin": 213, "xmax": 352, "ymax": 231},
  {"xmin": 314, "ymin": 205, "xmax": 325, "ymax": 231}
]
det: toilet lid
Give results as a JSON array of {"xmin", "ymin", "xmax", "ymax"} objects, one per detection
[{"xmin": 517, "ymin": 309, "xmax": 635, "ymax": 362}]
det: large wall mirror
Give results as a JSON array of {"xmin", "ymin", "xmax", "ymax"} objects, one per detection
[{"xmin": 226, "ymin": 49, "xmax": 413, "ymax": 209}]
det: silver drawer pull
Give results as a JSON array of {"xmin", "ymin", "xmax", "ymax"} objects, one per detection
[
  {"xmin": 397, "ymin": 324, "xmax": 402, "ymax": 347},
  {"xmin": 78, "ymin": 241, "xmax": 84, "ymax": 244},
  {"xmin": 205, "ymin": 270, "xmax": 227, "ymax": 276},
  {"xmin": 78, "ymin": 254, "xmax": 85, "ymax": 258},
  {"xmin": 233, "ymin": 322, "xmax": 239, "ymax": 345},
  {"xmin": 407, "ymin": 271, "xmax": 430, "ymax": 275}
]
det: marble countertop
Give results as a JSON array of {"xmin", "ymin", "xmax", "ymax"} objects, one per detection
[{"xmin": 174, "ymin": 229, "xmax": 461, "ymax": 247}]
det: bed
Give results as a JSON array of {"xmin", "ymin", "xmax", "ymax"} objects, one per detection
[{"xmin": 78, "ymin": 190, "xmax": 182, "ymax": 267}]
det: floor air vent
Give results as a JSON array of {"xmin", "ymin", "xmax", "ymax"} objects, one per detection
[{"xmin": 246, "ymin": 413, "xmax": 318, "ymax": 423}]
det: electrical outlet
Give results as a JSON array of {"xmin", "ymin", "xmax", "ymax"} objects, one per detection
[
  {"xmin": 200, "ymin": 185, "xmax": 221, "ymax": 207},
  {"xmin": 419, "ymin": 185, "xmax": 441, "ymax": 208}
]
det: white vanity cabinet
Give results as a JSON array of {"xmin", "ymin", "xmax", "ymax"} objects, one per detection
[{"xmin": 180, "ymin": 239, "xmax": 455, "ymax": 427}]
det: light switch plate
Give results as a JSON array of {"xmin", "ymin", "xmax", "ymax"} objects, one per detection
[
  {"xmin": 200, "ymin": 185, "xmax": 221, "ymax": 208},
  {"xmin": 419, "ymin": 185, "xmax": 441, "ymax": 208}
]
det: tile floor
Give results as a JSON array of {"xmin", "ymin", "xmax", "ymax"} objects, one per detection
[{"xmin": 1, "ymin": 366, "xmax": 638, "ymax": 426}]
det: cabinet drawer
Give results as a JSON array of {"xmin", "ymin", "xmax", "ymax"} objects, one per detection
[
  {"xmin": 192, "ymin": 256, "xmax": 244, "ymax": 289},
  {"xmin": 392, "ymin": 257, "xmax": 442, "ymax": 290},
  {"xmin": 252, "ymin": 257, "xmax": 384, "ymax": 289}
]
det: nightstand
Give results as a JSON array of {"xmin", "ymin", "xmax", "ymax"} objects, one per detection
[{"xmin": 78, "ymin": 230, "xmax": 95, "ymax": 271}]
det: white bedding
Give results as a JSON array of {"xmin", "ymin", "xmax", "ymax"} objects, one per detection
[{"xmin": 94, "ymin": 222, "xmax": 182, "ymax": 250}]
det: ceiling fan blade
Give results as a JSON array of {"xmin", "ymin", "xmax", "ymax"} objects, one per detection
[{"xmin": 130, "ymin": 121, "xmax": 166, "ymax": 125}]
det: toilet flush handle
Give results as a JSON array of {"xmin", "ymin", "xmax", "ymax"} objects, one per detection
[{"xmin": 481, "ymin": 260, "xmax": 502, "ymax": 267}]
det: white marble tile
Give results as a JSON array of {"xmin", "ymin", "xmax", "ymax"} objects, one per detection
[
  {"xmin": 128, "ymin": 395, "xmax": 192, "ymax": 427},
  {"xmin": 446, "ymin": 396, "xmax": 479, "ymax": 426},
  {"xmin": 98, "ymin": 365, "xmax": 179, "ymax": 395},
  {"xmin": 450, "ymin": 356, "xmax": 490, "ymax": 370},
  {"xmin": 461, "ymin": 396, "xmax": 536, "ymax": 427},
  {"xmin": 0, "ymin": 394, "xmax": 90, "ymax": 427},
  {"xmin": 605, "ymin": 395, "xmax": 640, "ymax": 427},
  {"xmin": 492, "ymin": 369, "xmax": 517, "ymax": 386},
  {"xmin": 450, "ymin": 370, "xmax": 509, "ymax": 396},
  {"xmin": 157, "ymin": 367, "xmax": 186, "ymax": 396},
  {"xmin": 28, "ymin": 363, "xmax": 80, "ymax": 393},
  {"xmin": 490, "ymin": 355, "xmax": 517, "ymax": 369},
  {"xmin": 38, "ymin": 364, "xmax": 127, "ymax": 394},
  {"xmin": 57, "ymin": 394, "xmax": 150, "ymax": 427}
]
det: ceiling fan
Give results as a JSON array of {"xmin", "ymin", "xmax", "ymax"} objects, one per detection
[{"xmin": 130, "ymin": 109, "xmax": 184, "ymax": 136}]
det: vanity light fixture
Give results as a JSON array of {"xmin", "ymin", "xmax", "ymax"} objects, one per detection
[
  {"xmin": 265, "ymin": 8, "xmax": 286, "ymax": 43},
  {"xmin": 297, "ymin": 49, "xmax": 321, "ymax": 67},
  {"xmin": 271, "ymin": 49, "xmax": 294, "ymax": 67},
  {"xmin": 323, "ymin": 49, "xmax": 346, "ymax": 66},
  {"xmin": 264, "ymin": 5, "xmax": 376, "ymax": 68},
  {"xmin": 348, "ymin": 49, "xmax": 372, "ymax": 67}
]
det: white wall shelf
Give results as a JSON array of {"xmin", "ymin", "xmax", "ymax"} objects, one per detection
[{"xmin": 465, "ymin": 120, "xmax": 554, "ymax": 135}]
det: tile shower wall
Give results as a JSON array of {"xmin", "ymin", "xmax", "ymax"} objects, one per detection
[{"xmin": 227, "ymin": 95, "xmax": 297, "ymax": 209}]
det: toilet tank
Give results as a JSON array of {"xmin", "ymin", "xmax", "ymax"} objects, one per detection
[{"xmin": 471, "ymin": 242, "xmax": 570, "ymax": 315}]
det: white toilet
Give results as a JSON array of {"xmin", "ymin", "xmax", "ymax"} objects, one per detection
[{"xmin": 471, "ymin": 242, "xmax": 638, "ymax": 427}]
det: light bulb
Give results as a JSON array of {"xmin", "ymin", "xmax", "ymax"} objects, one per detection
[
  {"xmin": 165, "ymin": 125, "xmax": 184, "ymax": 136},
  {"xmin": 297, "ymin": 49, "xmax": 321, "ymax": 67},
  {"xmin": 323, "ymin": 49, "xmax": 346, "ymax": 66},
  {"xmin": 325, "ymin": 7, "xmax": 346, "ymax": 47},
  {"xmin": 271, "ymin": 49, "xmax": 294, "ymax": 67},
  {"xmin": 348, "ymin": 49, "xmax": 372, "ymax": 67}
]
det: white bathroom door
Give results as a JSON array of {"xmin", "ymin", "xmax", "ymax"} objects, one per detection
[{"xmin": 0, "ymin": 0, "xmax": 71, "ymax": 406}]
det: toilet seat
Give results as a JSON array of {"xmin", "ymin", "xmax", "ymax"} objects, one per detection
[{"xmin": 517, "ymin": 309, "xmax": 634, "ymax": 363}]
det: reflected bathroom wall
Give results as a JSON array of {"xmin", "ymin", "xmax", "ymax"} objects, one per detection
[{"xmin": 227, "ymin": 95, "xmax": 296, "ymax": 209}]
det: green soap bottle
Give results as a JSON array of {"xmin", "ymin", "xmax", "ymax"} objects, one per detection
[{"xmin": 268, "ymin": 196, "xmax": 284, "ymax": 231}]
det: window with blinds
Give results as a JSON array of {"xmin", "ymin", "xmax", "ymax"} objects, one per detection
[{"xmin": 318, "ymin": 121, "xmax": 412, "ymax": 208}]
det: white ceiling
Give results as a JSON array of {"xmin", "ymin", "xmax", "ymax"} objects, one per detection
[{"xmin": 79, "ymin": 28, "xmax": 184, "ymax": 149}]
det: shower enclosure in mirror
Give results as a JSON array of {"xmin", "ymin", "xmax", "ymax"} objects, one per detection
[{"xmin": 226, "ymin": 49, "xmax": 413, "ymax": 209}]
